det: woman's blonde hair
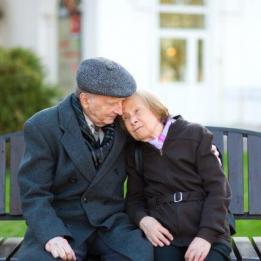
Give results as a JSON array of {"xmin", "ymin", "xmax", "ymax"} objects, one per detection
[{"xmin": 132, "ymin": 90, "xmax": 170, "ymax": 123}]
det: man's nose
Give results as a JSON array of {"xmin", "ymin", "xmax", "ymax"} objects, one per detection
[{"xmin": 114, "ymin": 102, "xmax": 123, "ymax": 115}]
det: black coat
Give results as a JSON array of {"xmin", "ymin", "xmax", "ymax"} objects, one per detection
[
  {"xmin": 126, "ymin": 116, "xmax": 231, "ymax": 247},
  {"xmin": 17, "ymin": 94, "xmax": 153, "ymax": 260}
]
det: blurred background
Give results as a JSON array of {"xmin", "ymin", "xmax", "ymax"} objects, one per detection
[{"xmin": 1, "ymin": 0, "xmax": 261, "ymax": 133}]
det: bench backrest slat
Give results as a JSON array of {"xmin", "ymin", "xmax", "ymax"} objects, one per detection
[
  {"xmin": 248, "ymin": 135, "xmax": 261, "ymax": 214},
  {"xmin": 210, "ymin": 130, "xmax": 224, "ymax": 155},
  {"xmin": 10, "ymin": 135, "xmax": 24, "ymax": 215},
  {"xmin": 0, "ymin": 139, "xmax": 6, "ymax": 215},
  {"xmin": 227, "ymin": 132, "xmax": 244, "ymax": 214}
]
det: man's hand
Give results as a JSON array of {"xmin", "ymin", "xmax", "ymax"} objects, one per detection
[
  {"xmin": 184, "ymin": 237, "xmax": 211, "ymax": 261},
  {"xmin": 45, "ymin": 236, "xmax": 76, "ymax": 261},
  {"xmin": 139, "ymin": 216, "xmax": 173, "ymax": 247},
  {"xmin": 211, "ymin": 144, "xmax": 222, "ymax": 166}
]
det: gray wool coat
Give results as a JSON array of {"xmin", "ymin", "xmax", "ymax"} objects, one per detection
[{"xmin": 16, "ymin": 94, "xmax": 152, "ymax": 261}]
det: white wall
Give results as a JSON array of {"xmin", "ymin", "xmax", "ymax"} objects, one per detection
[
  {"xmin": 0, "ymin": 0, "xmax": 8, "ymax": 45},
  {"xmin": 218, "ymin": 0, "xmax": 261, "ymax": 128},
  {"xmin": 83, "ymin": 0, "xmax": 156, "ymax": 91},
  {"xmin": 0, "ymin": 0, "xmax": 58, "ymax": 83}
]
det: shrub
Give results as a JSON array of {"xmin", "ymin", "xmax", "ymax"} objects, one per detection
[{"xmin": 0, "ymin": 47, "xmax": 60, "ymax": 134}]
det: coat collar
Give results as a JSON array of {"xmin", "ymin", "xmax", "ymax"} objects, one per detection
[
  {"xmin": 58, "ymin": 94, "xmax": 96, "ymax": 182},
  {"xmin": 57, "ymin": 94, "xmax": 126, "ymax": 184}
]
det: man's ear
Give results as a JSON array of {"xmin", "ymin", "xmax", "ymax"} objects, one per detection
[{"xmin": 79, "ymin": 92, "xmax": 90, "ymax": 109}]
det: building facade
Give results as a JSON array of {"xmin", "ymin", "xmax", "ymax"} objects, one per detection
[{"xmin": 1, "ymin": 0, "xmax": 260, "ymax": 129}]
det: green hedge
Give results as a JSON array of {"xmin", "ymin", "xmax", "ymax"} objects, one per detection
[{"xmin": 0, "ymin": 47, "xmax": 60, "ymax": 134}]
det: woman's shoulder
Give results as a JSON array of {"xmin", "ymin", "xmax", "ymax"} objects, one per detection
[{"xmin": 172, "ymin": 115, "xmax": 212, "ymax": 141}]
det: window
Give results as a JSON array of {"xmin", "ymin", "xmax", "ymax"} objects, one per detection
[
  {"xmin": 160, "ymin": 0, "xmax": 204, "ymax": 6},
  {"xmin": 160, "ymin": 39, "xmax": 186, "ymax": 82},
  {"xmin": 197, "ymin": 39, "xmax": 203, "ymax": 82},
  {"xmin": 160, "ymin": 14, "xmax": 205, "ymax": 29},
  {"xmin": 158, "ymin": 0, "xmax": 207, "ymax": 84}
]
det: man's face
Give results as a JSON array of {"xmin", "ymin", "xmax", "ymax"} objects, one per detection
[{"xmin": 79, "ymin": 93, "xmax": 125, "ymax": 127}]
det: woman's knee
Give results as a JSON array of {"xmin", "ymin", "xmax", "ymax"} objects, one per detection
[
  {"xmin": 206, "ymin": 243, "xmax": 231, "ymax": 261},
  {"xmin": 154, "ymin": 245, "xmax": 185, "ymax": 261}
]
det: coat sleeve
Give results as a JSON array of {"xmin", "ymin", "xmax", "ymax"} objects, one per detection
[
  {"xmin": 196, "ymin": 127, "xmax": 231, "ymax": 244},
  {"xmin": 125, "ymin": 146, "xmax": 149, "ymax": 226},
  {"xmin": 18, "ymin": 120, "xmax": 72, "ymax": 247}
]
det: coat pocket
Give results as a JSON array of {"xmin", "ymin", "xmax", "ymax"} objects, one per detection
[
  {"xmin": 148, "ymin": 203, "xmax": 179, "ymax": 234},
  {"xmin": 176, "ymin": 200, "xmax": 203, "ymax": 237}
]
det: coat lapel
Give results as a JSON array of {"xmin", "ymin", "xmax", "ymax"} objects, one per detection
[{"xmin": 58, "ymin": 95, "xmax": 96, "ymax": 182}]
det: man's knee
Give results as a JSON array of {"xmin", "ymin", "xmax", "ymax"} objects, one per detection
[
  {"xmin": 88, "ymin": 235, "xmax": 130, "ymax": 261},
  {"xmin": 15, "ymin": 242, "xmax": 56, "ymax": 261},
  {"xmin": 16, "ymin": 250, "xmax": 56, "ymax": 261}
]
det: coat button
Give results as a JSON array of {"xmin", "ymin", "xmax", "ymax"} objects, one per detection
[
  {"xmin": 82, "ymin": 197, "xmax": 88, "ymax": 203},
  {"xmin": 69, "ymin": 177, "xmax": 77, "ymax": 183}
]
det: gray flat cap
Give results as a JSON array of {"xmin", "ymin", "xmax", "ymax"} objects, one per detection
[{"xmin": 76, "ymin": 57, "xmax": 136, "ymax": 97}]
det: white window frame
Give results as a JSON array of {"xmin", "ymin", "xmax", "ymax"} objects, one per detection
[{"xmin": 155, "ymin": 1, "xmax": 209, "ymax": 87}]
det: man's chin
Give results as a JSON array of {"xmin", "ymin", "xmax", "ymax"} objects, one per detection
[{"xmin": 99, "ymin": 118, "xmax": 115, "ymax": 126}]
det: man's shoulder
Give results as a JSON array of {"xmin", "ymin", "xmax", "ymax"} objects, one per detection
[
  {"xmin": 26, "ymin": 105, "xmax": 59, "ymax": 127},
  {"xmin": 26, "ymin": 95, "xmax": 71, "ymax": 128}
]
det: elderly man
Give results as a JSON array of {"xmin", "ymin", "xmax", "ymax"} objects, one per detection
[{"xmin": 17, "ymin": 58, "xmax": 153, "ymax": 261}]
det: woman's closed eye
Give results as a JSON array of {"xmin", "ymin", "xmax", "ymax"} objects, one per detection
[{"xmin": 135, "ymin": 107, "xmax": 144, "ymax": 115}]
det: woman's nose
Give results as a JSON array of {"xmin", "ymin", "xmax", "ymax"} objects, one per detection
[{"xmin": 130, "ymin": 116, "xmax": 138, "ymax": 125}]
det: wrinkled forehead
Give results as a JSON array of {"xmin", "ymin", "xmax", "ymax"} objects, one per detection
[{"xmin": 122, "ymin": 94, "xmax": 147, "ymax": 111}]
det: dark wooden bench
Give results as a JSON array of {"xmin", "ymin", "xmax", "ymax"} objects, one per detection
[
  {"xmin": 1, "ymin": 127, "xmax": 261, "ymax": 260},
  {"xmin": 0, "ymin": 131, "xmax": 24, "ymax": 260},
  {"xmin": 207, "ymin": 126, "xmax": 261, "ymax": 261}
]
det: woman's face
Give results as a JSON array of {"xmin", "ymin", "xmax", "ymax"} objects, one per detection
[{"xmin": 122, "ymin": 95, "xmax": 162, "ymax": 141}]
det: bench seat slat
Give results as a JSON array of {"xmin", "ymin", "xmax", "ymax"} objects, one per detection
[
  {"xmin": 233, "ymin": 237, "xmax": 260, "ymax": 260},
  {"xmin": 231, "ymin": 247, "xmax": 238, "ymax": 260},
  {"xmin": 253, "ymin": 237, "xmax": 261, "ymax": 258},
  {"xmin": 0, "ymin": 238, "xmax": 23, "ymax": 261}
]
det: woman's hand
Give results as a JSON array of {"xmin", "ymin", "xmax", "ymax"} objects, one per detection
[
  {"xmin": 185, "ymin": 237, "xmax": 211, "ymax": 261},
  {"xmin": 211, "ymin": 144, "xmax": 222, "ymax": 166},
  {"xmin": 139, "ymin": 216, "xmax": 173, "ymax": 247}
]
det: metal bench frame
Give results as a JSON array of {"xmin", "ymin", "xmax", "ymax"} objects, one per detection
[{"xmin": 0, "ymin": 128, "xmax": 261, "ymax": 260}]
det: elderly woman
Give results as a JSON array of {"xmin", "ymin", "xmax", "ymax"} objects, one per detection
[{"xmin": 122, "ymin": 91, "xmax": 231, "ymax": 261}]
